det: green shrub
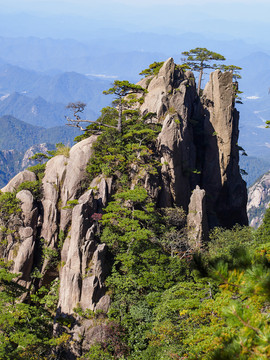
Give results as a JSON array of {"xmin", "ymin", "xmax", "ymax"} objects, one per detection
[
  {"xmin": 27, "ymin": 163, "xmax": 46, "ymax": 180},
  {"xmin": 139, "ymin": 61, "xmax": 164, "ymax": 77},
  {"xmin": 0, "ymin": 191, "xmax": 21, "ymax": 223}
]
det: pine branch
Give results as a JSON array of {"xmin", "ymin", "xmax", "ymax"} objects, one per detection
[
  {"xmin": 232, "ymin": 310, "xmax": 261, "ymax": 335},
  {"xmin": 65, "ymin": 117, "xmax": 117, "ymax": 130}
]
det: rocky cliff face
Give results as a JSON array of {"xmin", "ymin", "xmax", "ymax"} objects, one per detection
[
  {"xmin": 201, "ymin": 70, "xmax": 248, "ymax": 227},
  {"xmin": 138, "ymin": 58, "xmax": 247, "ymax": 227},
  {"xmin": 247, "ymin": 171, "xmax": 270, "ymax": 228},
  {"xmin": 0, "ymin": 57, "xmax": 247, "ymax": 356}
]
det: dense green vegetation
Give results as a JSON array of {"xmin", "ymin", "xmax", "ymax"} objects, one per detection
[
  {"xmin": 85, "ymin": 112, "xmax": 161, "ymax": 186},
  {"xmin": 80, "ymin": 196, "xmax": 270, "ymax": 360},
  {"xmin": 0, "ymin": 262, "xmax": 70, "ymax": 360},
  {"xmin": 1, "ymin": 198, "xmax": 270, "ymax": 359}
]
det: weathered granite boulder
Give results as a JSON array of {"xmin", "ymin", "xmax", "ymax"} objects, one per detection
[
  {"xmin": 58, "ymin": 190, "xmax": 109, "ymax": 315},
  {"xmin": 140, "ymin": 57, "xmax": 176, "ymax": 118},
  {"xmin": 157, "ymin": 112, "xmax": 196, "ymax": 209},
  {"xmin": 60, "ymin": 135, "xmax": 98, "ymax": 230},
  {"xmin": 1, "ymin": 170, "xmax": 36, "ymax": 193},
  {"xmin": 16, "ymin": 189, "xmax": 38, "ymax": 228},
  {"xmin": 90, "ymin": 175, "xmax": 113, "ymax": 210},
  {"xmin": 12, "ymin": 227, "xmax": 35, "ymax": 284},
  {"xmin": 41, "ymin": 136, "xmax": 98, "ymax": 247},
  {"xmin": 1, "ymin": 190, "xmax": 39, "ymax": 285}
]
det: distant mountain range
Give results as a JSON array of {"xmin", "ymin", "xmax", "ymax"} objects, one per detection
[
  {"xmin": 0, "ymin": 149, "xmax": 22, "ymax": 188},
  {"xmin": 0, "ymin": 115, "xmax": 82, "ymax": 187},
  {"xmin": 0, "ymin": 64, "xmax": 112, "ymax": 127},
  {"xmin": 0, "ymin": 92, "xmax": 66, "ymax": 128},
  {"xmin": 0, "ymin": 115, "xmax": 80, "ymax": 152}
]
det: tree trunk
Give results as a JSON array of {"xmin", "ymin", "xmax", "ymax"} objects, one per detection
[
  {"xmin": 197, "ymin": 69, "xmax": 203, "ymax": 96},
  {"xmin": 118, "ymin": 96, "xmax": 122, "ymax": 133}
]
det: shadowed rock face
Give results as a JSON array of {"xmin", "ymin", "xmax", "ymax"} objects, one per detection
[
  {"xmin": 0, "ymin": 57, "xmax": 248, "ymax": 356},
  {"xmin": 202, "ymin": 70, "xmax": 248, "ymax": 227}
]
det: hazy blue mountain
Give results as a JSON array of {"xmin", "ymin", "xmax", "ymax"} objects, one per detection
[
  {"xmin": 238, "ymin": 52, "xmax": 270, "ymax": 96},
  {"xmin": 239, "ymin": 156, "xmax": 270, "ymax": 187},
  {"xmin": 232, "ymin": 52, "xmax": 270, "ymax": 160},
  {"xmin": 33, "ymin": 71, "xmax": 111, "ymax": 110},
  {"xmin": 0, "ymin": 63, "xmax": 44, "ymax": 93},
  {"xmin": 0, "ymin": 64, "xmax": 112, "ymax": 124},
  {"xmin": 0, "ymin": 34, "xmax": 264, "ymax": 76},
  {"xmin": 0, "ymin": 92, "xmax": 67, "ymax": 128},
  {"xmin": 237, "ymin": 101, "xmax": 270, "ymax": 160},
  {"xmin": 0, "ymin": 115, "xmax": 81, "ymax": 152},
  {"xmin": 0, "ymin": 63, "xmax": 111, "ymax": 102},
  {"xmin": 0, "ymin": 149, "xmax": 22, "ymax": 188}
]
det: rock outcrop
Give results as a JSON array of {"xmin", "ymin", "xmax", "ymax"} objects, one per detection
[
  {"xmin": 247, "ymin": 171, "xmax": 270, "ymax": 228},
  {"xmin": 201, "ymin": 70, "xmax": 248, "ymax": 227},
  {"xmin": 139, "ymin": 58, "xmax": 197, "ymax": 209},
  {"xmin": 41, "ymin": 136, "xmax": 97, "ymax": 248},
  {"xmin": 138, "ymin": 60, "xmax": 247, "ymax": 227},
  {"xmin": 0, "ymin": 57, "xmax": 248, "ymax": 356},
  {"xmin": 58, "ymin": 190, "xmax": 110, "ymax": 315},
  {"xmin": 1, "ymin": 169, "xmax": 37, "ymax": 193},
  {"xmin": 187, "ymin": 185, "xmax": 208, "ymax": 247}
]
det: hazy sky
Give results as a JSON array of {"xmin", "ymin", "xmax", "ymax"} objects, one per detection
[
  {"xmin": 1, "ymin": 0, "xmax": 270, "ymax": 43},
  {"xmin": 2, "ymin": 0, "xmax": 270, "ymax": 19}
]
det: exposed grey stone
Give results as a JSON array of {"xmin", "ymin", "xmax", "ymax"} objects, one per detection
[
  {"xmin": 202, "ymin": 70, "xmax": 248, "ymax": 227},
  {"xmin": 58, "ymin": 190, "xmax": 109, "ymax": 315},
  {"xmin": 41, "ymin": 136, "xmax": 98, "ymax": 247},
  {"xmin": 187, "ymin": 186, "xmax": 208, "ymax": 247},
  {"xmin": 90, "ymin": 175, "xmax": 114, "ymax": 212},
  {"xmin": 16, "ymin": 190, "xmax": 38, "ymax": 228},
  {"xmin": 13, "ymin": 227, "xmax": 35, "ymax": 281},
  {"xmin": 1, "ymin": 170, "xmax": 36, "ymax": 193},
  {"xmin": 60, "ymin": 136, "xmax": 98, "ymax": 231},
  {"xmin": 247, "ymin": 171, "xmax": 270, "ymax": 228}
]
